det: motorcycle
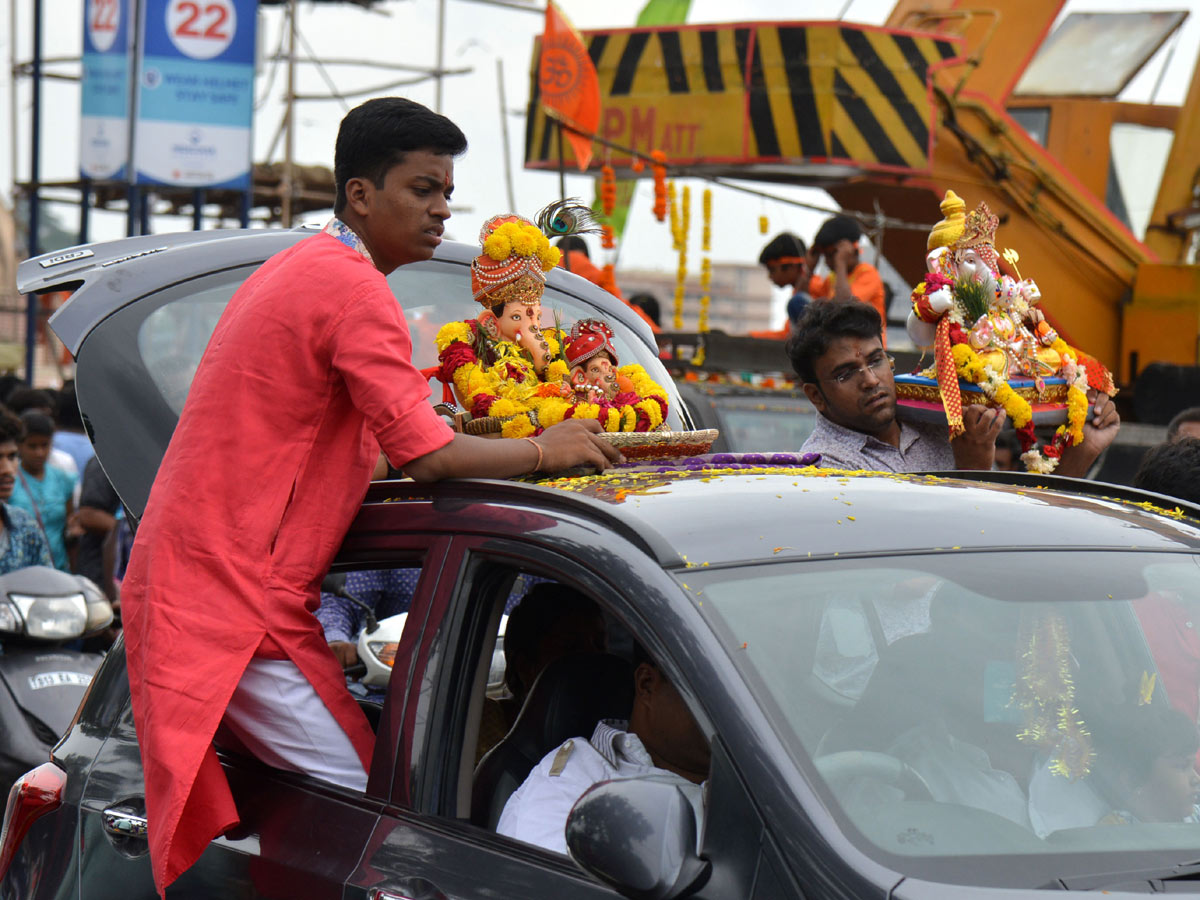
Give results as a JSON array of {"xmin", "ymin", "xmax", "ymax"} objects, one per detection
[{"xmin": 0, "ymin": 566, "xmax": 114, "ymax": 793}]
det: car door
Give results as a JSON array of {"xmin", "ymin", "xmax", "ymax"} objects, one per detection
[
  {"xmin": 342, "ymin": 523, "xmax": 789, "ymax": 900},
  {"xmin": 73, "ymin": 538, "xmax": 452, "ymax": 900}
]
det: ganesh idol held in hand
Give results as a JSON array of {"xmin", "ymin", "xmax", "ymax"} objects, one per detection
[
  {"xmin": 434, "ymin": 206, "xmax": 670, "ymax": 440},
  {"xmin": 895, "ymin": 190, "xmax": 1116, "ymax": 474}
]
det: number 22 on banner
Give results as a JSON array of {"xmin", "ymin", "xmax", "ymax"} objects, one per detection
[
  {"xmin": 167, "ymin": 0, "xmax": 236, "ymax": 60},
  {"xmin": 88, "ymin": 0, "xmax": 121, "ymax": 52}
]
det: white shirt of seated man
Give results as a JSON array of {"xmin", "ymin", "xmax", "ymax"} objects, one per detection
[{"xmin": 496, "ymin": 661, "xmax": 709, "ymax": 855}]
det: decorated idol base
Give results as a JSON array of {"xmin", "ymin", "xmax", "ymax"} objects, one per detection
[
  {"xmin": 598, "ymin": 428, "xmax": 719, "ymax": 461},
  {"xmin": 895, "ymin": 374, "xmax": 1086, "ymax": 428}
]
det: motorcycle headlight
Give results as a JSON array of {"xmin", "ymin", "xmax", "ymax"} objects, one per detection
[
  {"xmin": 366, "ymin": 642, "xmax": 398, "ymax": 668},
  {"xmin": 8, "ymin": 593, "xmax": 88, "ymax": 640},
  {"xmin": 0, "ymin": 600, "xmax": 21, "ymax": 634}
]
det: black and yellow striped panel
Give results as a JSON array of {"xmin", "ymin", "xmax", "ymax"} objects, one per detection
[{"xmin": 525, "ymin": 23, "xmax": 961, "ymax": 176}]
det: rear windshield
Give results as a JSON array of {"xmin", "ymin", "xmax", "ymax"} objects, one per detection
[{"xmin": 136, "ymin": 257, "xmax": 682, "ymax": 421}]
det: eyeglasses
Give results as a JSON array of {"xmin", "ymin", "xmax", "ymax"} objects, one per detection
[{"xmin": 825, "ymin": 354, "xmax": 895, "ymax": 386}]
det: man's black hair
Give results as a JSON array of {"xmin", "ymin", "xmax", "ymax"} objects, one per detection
[
  {"xmin": 504, "ymin": 582, "xmax": 601, "ymax": 697},
  {"xmin": 19, "ymin": 410, "xmax": 54, "ymax": 439},
  {"xmin": 0, "ymin": 407, "xmax": 23, "ymax": 445},
  {"xmin": 758, "ymin": 232, "xmax": 807, "ymax": 266},
  {"xmin": 628, "ymin": 293, "xmax": 661, "ymax": 327},
  {"xmin": 1166, "ymin": 406, "xmax": 1200, "ymax": 441},
  {"xmin": 56, "ymin": 380, "xmax": 84, "ymax": 431},
  {"xmin": 812, "ymin": 215, "xmax": 862, "ymax": 250},
  {"xmin": 786, "ymin": 299, "xmax": 882, "ymax": 384},
  {"xmin": 1134, "ymin": 436, "xmax": 1200, "ymax": 505},
  {"xmin": 557, "ymin": 235, "xmax": 589, "ymax": 258},
  {"xmin": 6, "ymin": 387, "xmax": 54, "ymax": 415},
  {"xmin": 333, "ymin": 97, "xmax": 468, "ymax": 215},
  {"xmin": 1091, "ymin": 701, "xmax": 1199, "ymax": 787}
]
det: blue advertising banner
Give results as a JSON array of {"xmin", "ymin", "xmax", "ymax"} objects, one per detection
[
  {"xmin": 134, "ymin": 0, "xmax": 257, "ymax": 189},
  {"xmin": 80, "ymin": 0, "xmax": 133, "ymax": 180}
]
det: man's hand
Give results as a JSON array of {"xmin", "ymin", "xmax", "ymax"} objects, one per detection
[
  {"xmin": 534, "ymin": 418, "xmax": 624, "ymax": 473},
  {"xmin": 1056, "ymin": 392, "xmax": 1120, "ymax": 478},
  {"xmin": 329, "ymin": 640, "xmax": 359, "ymax": 670},
  {"xmin": 952, "ymin": 405, "xmax": 1004, "ymax": 470}
]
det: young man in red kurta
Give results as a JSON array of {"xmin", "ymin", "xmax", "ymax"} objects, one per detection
[{"xmin": 121, "ymin": 97, "xmax": 621, "ymax": 894}]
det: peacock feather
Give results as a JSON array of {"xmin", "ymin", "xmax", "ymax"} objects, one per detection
[{"xmin": 535, "ymin": 198, "xmax": 602, "ymax": 238}]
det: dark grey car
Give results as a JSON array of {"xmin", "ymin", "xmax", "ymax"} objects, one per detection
[{"xmin": 4, "ymin": 230, "xmax": 1200, "ymax": 900}]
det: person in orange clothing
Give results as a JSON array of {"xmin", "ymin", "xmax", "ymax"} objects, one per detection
[
  {"xmin": 807, "ymin": 215, "xmax": 887, "ymax": 348},
  {"xmin": 750, "ymin": 232, "xmax": 813, "ymax": 340},
  {"xmin": 557, "ymin": 236, "xmax": 660, "ymax": 333}
]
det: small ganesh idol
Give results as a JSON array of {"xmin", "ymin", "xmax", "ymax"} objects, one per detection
[
  {"xmin": 564, "ymin": 320, "xmax": 636, "ymax": 401},
  {"xmin": 435, "ymin": 205, "xmax": 672, "ymax": 439}
]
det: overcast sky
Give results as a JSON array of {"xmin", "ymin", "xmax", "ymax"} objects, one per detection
[{"xmin": 3, "ymin": 0, "xmax": 1198, "ymax": 321}]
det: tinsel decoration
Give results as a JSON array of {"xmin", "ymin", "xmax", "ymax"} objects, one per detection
[{"xmin": 1013, "ymin": 610, "xmax": 1092, "ymax": 779}]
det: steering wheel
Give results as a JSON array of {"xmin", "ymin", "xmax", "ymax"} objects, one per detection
[{"xmin": 815, "ymin": 750, "xmax": 934, "ymax": 801}]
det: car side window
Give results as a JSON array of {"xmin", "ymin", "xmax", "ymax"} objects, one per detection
[{"xmin": 415, "ymin": 556, "xmax": 709, "ymax": 859}]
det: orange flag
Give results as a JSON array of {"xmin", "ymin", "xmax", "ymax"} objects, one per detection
[{"xmin": 539, "ymin": 1, "xmax": 600, "ymax": 171}]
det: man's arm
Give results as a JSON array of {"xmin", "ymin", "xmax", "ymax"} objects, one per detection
[
  {"xmin": 829, "ymin": 240, "xmax": 857, "ymax": 303},
  {"xmin": 951, "ymin": 406, "xmax": 1004, "ymax": 470},
  {"xmin": 403, "ymin": 421, "xmax": 621, "ymax": 482},
  {"xmin": 1055, "ymin": 392, "xmax": 1120, "ymax": 478},
  {"xmin": 315, "ymin": 591, "xmax": 362, "ymax": 668}
]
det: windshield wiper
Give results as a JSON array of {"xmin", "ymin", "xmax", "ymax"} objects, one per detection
[{"xmin": 1047, "ymin": 861, "xmax": 1200, "ymax": 891}]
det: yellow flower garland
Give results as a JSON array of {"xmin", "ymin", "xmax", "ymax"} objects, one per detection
[
  {"xmin": 951, "ymin": 342, "xmax": 1032, "ymax": 428},
  {"xmin": 436, "ymin": 320, "xmax": 670, "ymax": 436}
]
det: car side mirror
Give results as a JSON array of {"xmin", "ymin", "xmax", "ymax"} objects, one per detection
[{"xmin": 565, "ymin": 775, "xmax": 711, "ymax": 900}]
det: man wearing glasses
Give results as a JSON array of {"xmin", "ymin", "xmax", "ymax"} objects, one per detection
[{"xmin": 788, "ymin": 300, "xmax": 1119, "ymax": 474}]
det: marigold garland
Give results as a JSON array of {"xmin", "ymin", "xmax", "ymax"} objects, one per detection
[
  {"xmin": 651, "ymin": 150, "xmax": 668, "ymax": 222},
  {"xmin": 697, "ymin": 188, "xmax": 713, "ymax": 337},
  {"xmin": 600, "ymin": 164, "xmax": 617, "ymax": 217},
  {"xmin": 949, "ymin": 334, "xmax": 1088, "ymax": 474},
  {"xmin": 482, "ymin": 221, "xmax": 559, "ymax": 271},
  {"xmin": 435, "ymin": 319, "xmax": 670, "ymax": 437}
]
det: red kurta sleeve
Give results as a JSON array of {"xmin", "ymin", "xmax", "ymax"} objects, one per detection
[{"xmin": 326, "ymin": 281, "xmax": 455, "ymax": 467}]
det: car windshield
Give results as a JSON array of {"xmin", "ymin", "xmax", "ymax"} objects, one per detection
[
  {"xmin": 135, "ymin": 256, "xmax": 683, "ymax": 427},
  {"xmin": 693, "ymin": 550, "xmax": 1200, "ymax": 887}
]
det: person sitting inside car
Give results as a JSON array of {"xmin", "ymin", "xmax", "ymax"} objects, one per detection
[
  {"xmin": 477, "ymin": 583, "xmax": 608, "ymax": 760},
  {"xmin": 496, "ymin": 646, "xmax": 709, "ymax": 855},
  {"xmin": 788, "ymin": 299, "xmax": 1120, "ymax": 474},
  {"xmin": 1091, "ymin": 701, "xmax": 1200, "ymax": 825}
]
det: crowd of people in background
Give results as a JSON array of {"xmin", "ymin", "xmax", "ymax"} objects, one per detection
[{"xmin": 0, "ymin": 377, "xmax": 127, "ymax": 609}]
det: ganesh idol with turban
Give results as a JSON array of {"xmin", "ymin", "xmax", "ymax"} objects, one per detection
[{"xmin": 435, "ymin": 208, "xmax": 671, "ymax": 440}]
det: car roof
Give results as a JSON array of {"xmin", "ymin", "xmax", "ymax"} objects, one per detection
[
  {"xmin": 365, "ymin": 463, "xmax": 1200, "ymax": 570},
  {"xmin": 22, "ymin": 226, "xmax": 656, "ymax": 355}
]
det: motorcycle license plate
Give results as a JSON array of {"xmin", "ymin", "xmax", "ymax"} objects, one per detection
[{"xmin": 27, "ymin": 671, "xmax": 93, "ymax": 690}]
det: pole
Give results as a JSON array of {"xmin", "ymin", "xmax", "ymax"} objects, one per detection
[
  {"xmin": 240, "ymin": 189, "xmax": 251, "ymax": 229},
  {"xmin": 434, "ymin": 0, "xmax": 446, "ymax": 112},
  {"xmin": 497, "ymin": 58, "xmax": 516, "ymax": 212},
  {"xmin": 9, "ymin": 0, "xmax": 18, "ymax": 211},
  {"xmin": 557, "ymin": 121, "xmax": 570, "ymax": 272},
  {"xmin": 139, "ymin": 189, "xmax": 151, "ymax": 235},
  {"xmin": 192, "ymin": 189, "xmax": 204, "ymax": 231},
  {"xmin": 281, "ymin": 0, "xmax": 297, "ymax": 227},
  {"xmin": 25, "ymin": 0, "xmax": 44, "ymax": 385},
  {"xmin": 126, "ymin": 0, "xmax": 143, "ymax": 237},
  {"xmin": 79, "ymin": 177, "xmax": 91, "ymax": 244}
]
